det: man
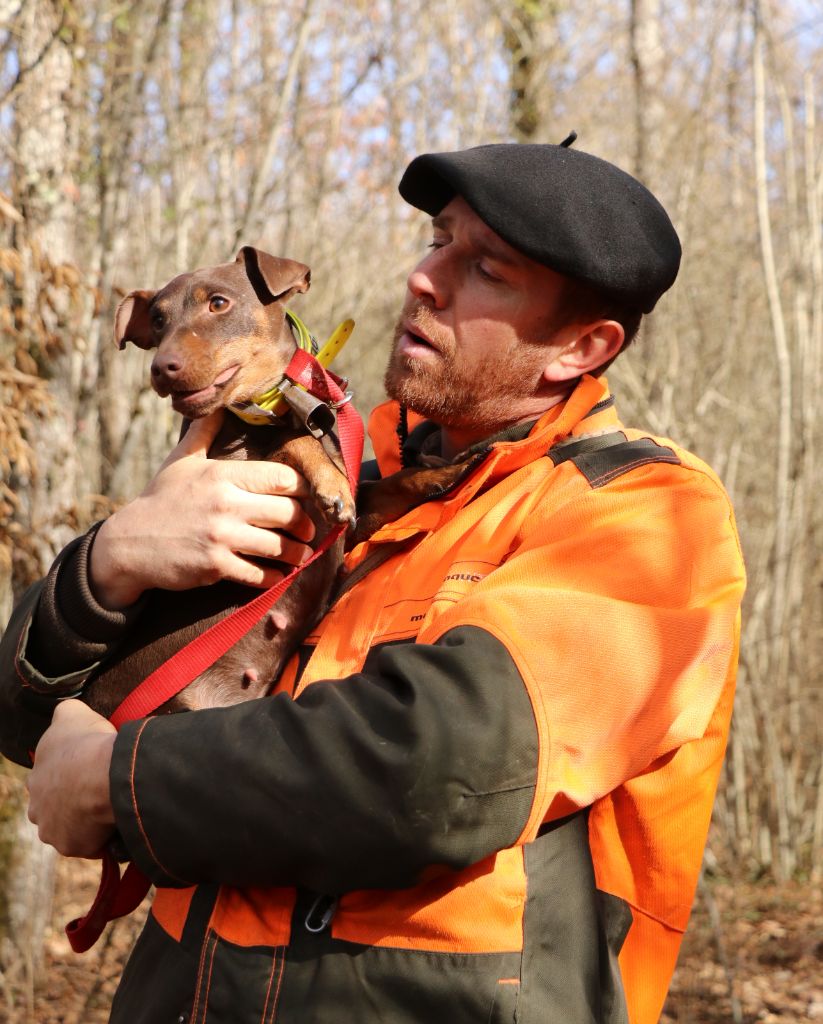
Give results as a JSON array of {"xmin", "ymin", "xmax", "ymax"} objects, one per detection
[{"xmin": 0, "ymin": 141, "xmax": 745, "ymax": 1023}]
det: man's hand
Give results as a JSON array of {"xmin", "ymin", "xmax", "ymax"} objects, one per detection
[
  {"xmin": 90, "ymin": 410, "xmax": 316, "ymax": 609},
  {"xmin": 27, "ymin": 700, "xmax": 117, "ymax": 858}
]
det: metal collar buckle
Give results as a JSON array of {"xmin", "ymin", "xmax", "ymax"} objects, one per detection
[{"xmin": 330, "ymin": 390, "xmax": 353, "ymax": 410}]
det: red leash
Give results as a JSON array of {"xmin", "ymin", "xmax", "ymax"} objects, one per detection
[
  {"xmin": 66, "ymin": 350, "xmax": 363, "ymax": 953},
  {"xmin": 66, "ymin": 856, "xmax": 152, "ymax": 953}
]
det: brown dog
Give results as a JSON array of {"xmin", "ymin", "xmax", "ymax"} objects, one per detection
[{"xmin": 83, "ymin": 247, "xmax": 356, "ymax": 717}]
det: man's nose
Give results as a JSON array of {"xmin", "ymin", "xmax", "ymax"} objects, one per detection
[{"xmin": 407, "ymin": 253, "xmax": 448, "ymax": 308}]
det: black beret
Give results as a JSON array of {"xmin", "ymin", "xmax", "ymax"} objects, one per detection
[{"xmin": 398, "ymin": 142, "xmax": 681, "ymax": 314}]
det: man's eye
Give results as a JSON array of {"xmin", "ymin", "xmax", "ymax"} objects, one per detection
[
  {"xmin": 477, "ymin": 262, "xmax": 499, "ymax": 282},
  {"xmin": 209, "ymin": 295, "xmax": 230, "ymax": 312}
]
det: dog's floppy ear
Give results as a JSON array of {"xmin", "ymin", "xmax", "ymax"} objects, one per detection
[
  {"xmin": 114, "ymin": 290, "xmax": 158, "ymax": 350},
  {"xmin": 237, "ymin": 246, "xmax": 311, "ymax": 305}
]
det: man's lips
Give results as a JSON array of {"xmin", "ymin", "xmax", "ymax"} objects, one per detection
[{"xmin": 398, "ymin": 323, "xmax": 443, "ymax": 358}]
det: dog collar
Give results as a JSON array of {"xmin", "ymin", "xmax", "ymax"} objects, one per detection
[{"xmin": 230, "ymin": 311, "xmax": 354, "ymax": 428}]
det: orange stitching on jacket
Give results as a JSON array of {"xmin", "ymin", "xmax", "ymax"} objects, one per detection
[
  {"xmin": 190, "ymin": 928, "xmax": 215, "ymax": 1022},
  {"xmin": 371, "ymin": 628, "xmax": 427, "ymax": 644},
  {"xmin": 129, "ymin": 719, "xmax": 190, "ymax": 884},
  {"xmin": 266, "ymin": 946, "xmax": 288, "ymax": 1024},
  {"xmin": 197, "ymin": 931, "xmax": 218, "ymax": 1023},
  {"xmin": 260, "ymin": 947, "xmax": 278, "ymax": 1024}
]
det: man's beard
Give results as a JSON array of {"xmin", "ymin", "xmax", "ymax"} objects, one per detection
[
  {"xmin": 384, "ymin": 311, "xmax": 478, "ymax": 428},
  {"xmin": 384, "ymin": 303, "xmax": 549, "ymax": 436}
]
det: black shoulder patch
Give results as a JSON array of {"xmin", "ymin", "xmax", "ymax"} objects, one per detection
[{"xmin": 549, "ymin": 432, "xmax": 681, "ymax": 489}]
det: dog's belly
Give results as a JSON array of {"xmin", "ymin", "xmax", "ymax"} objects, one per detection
[{"xmin": 82, "ymin": 550, "xmax": 340, "ymax": 719}]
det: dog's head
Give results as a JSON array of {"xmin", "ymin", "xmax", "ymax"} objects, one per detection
[{"xmin": 115, "ymin": 246, "xmax": 311, "ymax": 418}]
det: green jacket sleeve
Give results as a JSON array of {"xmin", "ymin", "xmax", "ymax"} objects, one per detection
[
  {"xmin": 110, "ymin": 625, "xmax": 540, "ymax": 893},
  {"xmin": 0, "ymin": 524, "xmax": 144, "ymax": 765}
]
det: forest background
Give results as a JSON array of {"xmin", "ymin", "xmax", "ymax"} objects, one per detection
[{"xmin": 0, "ymin": 0, "xmax": 821, "ymax": 1020}]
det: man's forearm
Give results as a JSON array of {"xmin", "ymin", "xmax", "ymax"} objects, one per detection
[
  {"xmin": 110, "ymin": 625, "xmax": 539, "ymax": 893},
  {"xmin": 0, "ymin": 527, "xmax": 141, "ymax": 766},
  {"xmin": 32, "ymin": 523, "xmax": 146, "ymax": 678}
]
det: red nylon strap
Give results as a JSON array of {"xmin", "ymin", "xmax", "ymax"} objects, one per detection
[
  {"xmin": 67, "ymin": 349, "xmax": 364, "ymax": 952},
  {"xmin": 66, "ymin": 851, "xmax": 152, "ymax": 952},
  {"xmin": 108, "ymin": 523, "xmax": 344, "ymax": 728},
  {"xmin": 284, "ymin": 349, "xmax": 362, "ymax": 486}
]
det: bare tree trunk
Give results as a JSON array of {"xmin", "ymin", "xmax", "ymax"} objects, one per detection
[
  {"xmin": 752, "ymin": 4, "xmax": 794, "ymax": 880},
  {"xmin": 628, "ymin": 0, "xmax": 666, "ymax": 404},
  {"xmin": 93, "ymin": 0, "xmax": 176, "ymax": 496},
  {"xmin": 629, "ymin": 0, "xmax": 664, "ymax": 180},
  {"xmin": 4, "ymin": 0, "xmax": 76, "ymax": 979}
]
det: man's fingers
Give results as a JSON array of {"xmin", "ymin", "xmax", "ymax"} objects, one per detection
[
  {"xmin": 222, "ymin": 459, "xmax": 310, "ymax": 498},
  {"xmin": 51, "ymin": 698, "xmax": 113, "ymax": 731},
  {"xmin": 102, "ymin": 414, "xmax": 319, "ymax": 596},
  {"xmin": 230, "ymin": 491, "xmax": 316, "ymax": 543},
  {"xmin": 27, "ymin": 700, "xmax": 117, "ymax": 858},
  {"xmin": 230, "ymin": 524, "xmax": 314, "ymax": 569},
  {"xmin": 220, "ymin": 556, "xmax": 287, "ymax": 591}
]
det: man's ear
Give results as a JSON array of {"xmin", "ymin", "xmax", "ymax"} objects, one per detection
[
  {"xmin": 542, "ymin": 320, "xmax": 625, "ymax": 382},
  {"xmin": 236, "ymin": 246, "xmax": 311, "ymax": 305},
  {"xmin": 114, "ymin": 290, "xmax": 157, "ymax": 350}
]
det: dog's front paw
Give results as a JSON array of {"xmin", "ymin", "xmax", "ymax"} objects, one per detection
[{"xmin": 315, "ymin": 486, "xmax": 356, "ymax": 529}]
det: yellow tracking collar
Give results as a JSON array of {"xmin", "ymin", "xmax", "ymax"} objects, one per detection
[{"xmin": 230, "ymin": 312, "xmax": 354, "ymax": 426}]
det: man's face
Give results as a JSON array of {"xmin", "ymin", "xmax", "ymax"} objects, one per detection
[{"xmin": 385, "ymin": 196, "xmax": 572, "ymax": 448}]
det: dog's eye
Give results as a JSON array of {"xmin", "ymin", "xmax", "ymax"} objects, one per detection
[
  {"xmin": 209, "ymin": 295, "xmax": 230, "ymax": 312},
  {"xmin": 151, "ymin": 312, "xmax": 164, "ymax": 331}
]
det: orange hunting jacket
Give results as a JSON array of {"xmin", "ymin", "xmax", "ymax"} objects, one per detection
[{"xmin": 0, "ymin": 374, "xmax": 745, "ymax": 1024}]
